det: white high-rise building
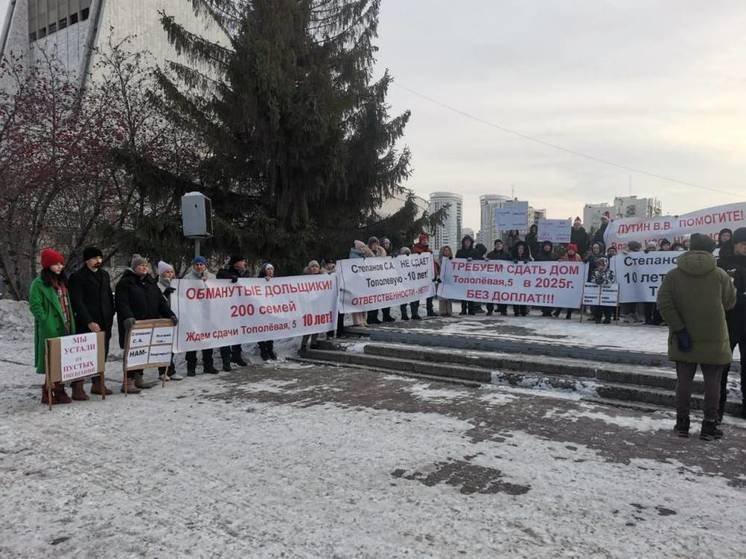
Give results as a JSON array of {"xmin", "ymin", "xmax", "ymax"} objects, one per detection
[
  {"xmin": 428, "ymin": 192, "xmax": 462, "ymax": 252},
  {"xmin": 613, "ymin": 196, "xmax": 662, "ymax": 220},
  {"xmin": 479, "ymin": 194, "xmax": 511, "ymax": 248},
  {"xmin": 1, "ymin": 1, "xmax": 226, "ymax": 89}
]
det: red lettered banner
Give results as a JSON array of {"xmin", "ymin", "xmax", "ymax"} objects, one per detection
[
  {"xmin": 438, "ymin": 258, "xmax": 587, "ymax": 308},
  {"xmin": 604, "ymin": 202, "xmax": 746, "ymax": 249},
  {"xmin": 172, "ymin": 276, "xmax": 338, "ymax": 352},
  {"xmin": 337, "ymin": 254, "xmax": 436, "ymax": 313}
]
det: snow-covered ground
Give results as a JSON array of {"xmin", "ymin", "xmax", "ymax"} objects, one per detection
[{"xmin": 3, "ymin": 300, "xmax": 746, "ymax": 557}]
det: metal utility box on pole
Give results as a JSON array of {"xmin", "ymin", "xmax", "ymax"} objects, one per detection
[{"xmin": 181, "ymin": 192, "xmax": 213, "ymax": 258}]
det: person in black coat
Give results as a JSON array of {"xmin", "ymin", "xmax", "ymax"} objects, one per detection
[
  {"xmin": 718, "ymin": 227, "xmax": 746, "ymax": 420},
  {"xmin": 68, "ymin": 246, "xmax": 115, "ymax": 395},
  {"xmin": 534, "ymin": 241, "xmax": 556, "ymax": 317},
  {"xmin": 456, "ymin": 235, "xmax": 479, "ymax": 315},
  {"xmin": 511, "ymin": 241, "xmax": 532, "ymax": 317},
  {"xmin": 216, "ymin": 255, "xmax": 249, "ymax": 370},
  {"xmin": 592, "ymin": 212, "xmax": 611, "ymax": 247},
  {"xmin": 571, "ymin": 217, "xmax": 590, "ymax": 257},
  {"xmin": 485, "ymin": 239, "xmax": 510, "ymax": 316},
  {"xmin": 115, "ymin": 254, "xmax": 177, "ymax": 393}
]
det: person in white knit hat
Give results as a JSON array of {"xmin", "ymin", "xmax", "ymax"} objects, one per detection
[{"xmin": 156, "ymin": 260, "xmax": 182, "ymax": 381}]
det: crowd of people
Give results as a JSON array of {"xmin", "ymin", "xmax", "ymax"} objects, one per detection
[{"xmin": 27, "ymin": 220, "xmax": 746, "ymax": 437}]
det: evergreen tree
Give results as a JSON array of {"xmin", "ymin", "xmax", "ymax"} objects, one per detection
[{"xmin": 155, "ymin": 0, "xmax": 412, "ymax": 272}]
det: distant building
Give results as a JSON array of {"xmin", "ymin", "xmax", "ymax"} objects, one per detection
[
  {"xmin": 584, "ymin": 203, "xmax": 613, "ymax": 232},
  {"xmin": 613, "ymin": 196, "xmax": 662, "ymax": 220},
  {"xmin": 1, "ymin": 0, "xmax": 227, "ymax": 89},
  {"xmin": 478, "ymin": 194, "xmax": 511, "ymax": 248},
  {"xmin": 377, "ymin": 192, "xmax": 428, "ymax": 219},
  {"xmin": 428, "ymin": 192, "xmax": 463, "ymax": 252}
]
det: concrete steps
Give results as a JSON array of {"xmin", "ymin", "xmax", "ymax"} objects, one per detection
[{"xmin": 300, "ymin": 343, "xmax": 744, "ymax": 417}]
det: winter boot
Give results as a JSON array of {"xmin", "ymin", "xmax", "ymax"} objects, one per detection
[
  {"xmin": 222, "ymin": 360, "xmax": 232, "ymax": 372},
  {"xmin": 203, "ymin": 362, "xmax": 219, "ymax": 374},
  {"xmin": 673, "ymin": 415, "xmax": 690, "ymax": 438},
  {"xmin": 134, "ymin": 373, "xmax": 157, "ymax": 389},
  {"xmin": 53, "ymin": 383, "xmax": 72, "ymax": 404},
  {"xmin": 742, "ymin": 400, "xmax": 746, "ymax": 420},
  {"xmin": 232, "ymin": 355, "xmax": 248, "ymax": 367},
  {"xmin": 121, "ymin": 378, "xmax": 141, "ymax": 394},
  {"xmin": 552, "ymin": 309, "xmax": 560, "ymax": 318},
  {"xmin": 71, "ymin": 381, "xmax": 89, "ymax": 401},
  {"xmin": 41, "ymin": 385, "xmax": 55, "ymax": 405},
  {"xmin": 90, "ymin": 377, "xmax": 112, "ymax": 395},
  {"xmin": 700, "ymin": 420, "xmax": 723, "ymax": 441},
  {"xmin": 259, "ymin": 344, "xmax": 270, "ymax": 361},
  {"xmin": 603, "ymin": 317, "xmax": 611, "ymax": 324},
  {"xmin": 187, "ymin": 362, "xmax": 197, "ymax": 377},
  {"xmin": 382, "ymin": 308, "xmax": 396, "ymax": 323},
  {"xmin": 486, "ymin": 308, "xmax": 494, "ymax": 316},
  {"xmin": 400, "ymin": 308, "xmax": 409, "ymax": 320},
  {"xmin": 565, "ymin": 311, "xmax": 573, "ymax": 320}
]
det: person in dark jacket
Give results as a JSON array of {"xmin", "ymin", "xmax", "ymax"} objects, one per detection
[
  {"xmin": 718, "ymin": 228, "xmax": 734, "ymax": 258},
  {"xmin": 535, "ymin": 241, "xmax": 556, "ymax": 317},
  {"xmin": 658, "ymin": 234, "xmax": 736, "ymax": 440},
  {"xmin": 68, "ymin": 246, "xmax": 115, "ymax": 396},
  {"xmin": 115, "ymin": 254, "xmax": 177, "ymax": 393},
  {"xmin": 456, "ymin": 235, "xmax": 479, "ymax": 315},
  {"xmin": 485, "ymin": 239, "xmax": 510, "ymax": 316},
  {"xmin": 512, "ymin": 241, "xmax": 531, "ymax": 317},
  {"xmin": 156, "ymin": 261, "xmax": 181, "ymax": 381},
  {"xmin": 659, "ymin": 238, "xmax": 672, "ymax": 251},
  {"xmin": 586, "ymin": 241, "xmax": 605, "ymax": 281},
  {"xmin": 257, "ymin": 263, "xmax": 278, "ymax": 360},
  {"xmin": 217, "ymin": 255, "xmax": 249, "ymax": 370},
  {"xmin": 717, "ymin": 227, "xmax": 746, "ymax": 420},
  {"xmin": 571, "ymin": 217, "xmax": 590, "ymax": 257},
  {"xmin": 525, "ymin": 224, "xmax": 540, "ymax": 260}
]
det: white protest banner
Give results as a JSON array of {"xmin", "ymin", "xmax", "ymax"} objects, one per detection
[
  {"xmin": 604, "ymin": 202, "xmax": 746, "ymax": 249},
  {"xmin": 438, "ymin": 258, "xmax": 587, "ymax": 308},
  {"xmin": 337, "ymin": 253, "xmax": 435, "ymax": 313},
  {"xmin": 494, "ymin": 201, "xmax": 529, "ymax": 230},
  {"xmin": 582, "ymin": 283, "xmax": 619, "ymax": 307},
  {"xmin": 538, "ymin": 218, "xmax": 571, "ymax": 243},
  {"xmin": 610, "ymin": 251, "xmax": 679, "ymax": 303},
  {"xmin": 172, "ymin": 276, "xmax": 338, "ymax": 352},
  {"xmin": 60, "ymin": 333, "xmax": 100, "ymax": 382}
]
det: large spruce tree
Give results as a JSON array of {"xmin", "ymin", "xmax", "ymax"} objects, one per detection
[{"xmin": 155, "ymin": 0, "xmax": 419, "ymax": 271}]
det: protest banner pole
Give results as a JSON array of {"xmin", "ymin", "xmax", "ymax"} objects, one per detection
[
  {"xmin": 45, "ymin": 344, "xmax": 52, "ymax": 411},
  {"xmin": 123, "ymin": 327, "xmax": 130, "ymax": 396}
]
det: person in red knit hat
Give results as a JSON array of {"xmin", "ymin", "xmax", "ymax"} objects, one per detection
[{"xmin": 28, "ymin": 248, "xmax": 84, "ymax": 404}]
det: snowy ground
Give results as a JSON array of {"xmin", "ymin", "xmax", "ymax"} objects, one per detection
[
  {"xmin": 3, "ymin": 301, "xmax": 746, "ymax": 557},
  {"xmin": 361, "ymin": 310, "xmax": 742, "ymax": 360}
]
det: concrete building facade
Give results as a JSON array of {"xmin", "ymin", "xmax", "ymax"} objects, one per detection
[{"xmin": 428, "ymin": 192, "xmax": 463, "ymax": 253}]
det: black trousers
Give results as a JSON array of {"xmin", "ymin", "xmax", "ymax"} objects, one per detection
[
  {"xmin": 719, "ymin": 338, "xmax": 746, "ymax": 417},
  {"xmin": 677, "ymin": 362, "xmax": 722, "ymax": 421},
  {"xmin": 220, "ymin": 345, "xmax": 243, "ymax": 363},
  {"xmin": 186, "ymin": 349, "xmax": 213, "ymax": 366},
  {"xmin": 592, "ymin": 306, "xmax": 613, "ymax": 321}
]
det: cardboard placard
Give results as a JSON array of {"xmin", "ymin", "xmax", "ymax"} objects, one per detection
[
  {"xmin": 123, "ymin": 319, "xmax": 175, "ymax": 372},
  {"xmin": 45, "ymin": 331, "xmax": 107, "ymax": 410}
]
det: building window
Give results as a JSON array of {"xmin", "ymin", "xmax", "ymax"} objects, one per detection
[
  {"xmin": 59, "ymin": 17, "xmax": 67, "ymax": 30},
  {"xmin": 70, "ymin": 13, "xmax": 79, "ymax": 24},
  {"xmin": 38, "ymin": 27, "xmax": 47, "ymax": 39},
  {"xmin": 48, "ymin": 22, "xmax": 57, "ymax": 34},
  {"xmin": 81, "ymin": 8, "xmax": 90, "ymax": 21}
]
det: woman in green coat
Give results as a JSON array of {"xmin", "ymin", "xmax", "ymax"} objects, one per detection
[{"xmin": 29, "ymin": 248, "xmax": 79, "ymax": 405}]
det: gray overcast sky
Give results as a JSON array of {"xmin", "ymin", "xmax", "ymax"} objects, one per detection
[{"xmin": 374, "ymin": 0, "xmax": 746, "ymax": 230}]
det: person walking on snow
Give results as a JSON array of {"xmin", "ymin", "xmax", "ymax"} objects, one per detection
[
  {"xmin": 115, "ymin": 255, "xmax": 178, "ymax": 393},
  {"xmin": 30, "ymin": 248, "xmax": 79, "ymax": 404},
  {"xmin": 657, "ymin": 234, "xmax": 736, "ymax": 440},
  {"xmin": 68, "ymin": 246, "xmax": 115, "ymax": 396},
  {"xmin": 217, "ymin": 255, "xmax": 250, "ymax": 370},
  {"xmin": 184, "ymin": 256, "xmax": 219, "ymax": 376},
  {"xmin": 717, "ymin": 227, "xmax": 746, "ymax": 420}
]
